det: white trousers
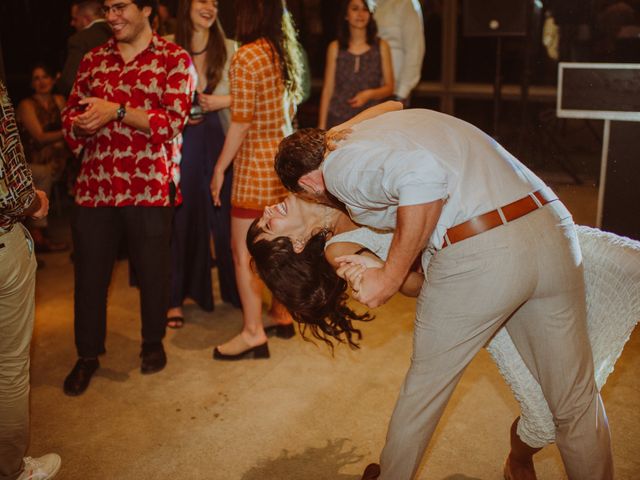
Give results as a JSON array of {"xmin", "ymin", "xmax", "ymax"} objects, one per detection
[{"xmin": 379, "ymin": 202, "xmax": 613, "ymax": 480}]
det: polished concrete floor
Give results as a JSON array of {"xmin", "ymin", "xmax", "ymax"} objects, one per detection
[{"xmin": 27, "ymin": 182, "xmax": 639, "ymax": 479}]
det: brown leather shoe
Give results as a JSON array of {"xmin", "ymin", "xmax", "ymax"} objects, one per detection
[
  {"xmin": 63, "ymin": 358, "xmax": 99, "ymax": 396},
  {"xmin": 361, "ymin": 463, "xmax": 381, "ymax": 479}
]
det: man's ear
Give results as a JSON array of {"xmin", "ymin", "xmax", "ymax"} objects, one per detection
[{"xmin": 298, "ymin": 169, "xmax": 325, "ymax": 194}]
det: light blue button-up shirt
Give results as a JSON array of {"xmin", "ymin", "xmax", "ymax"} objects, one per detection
[{"xmin": 322, "ymin": 109, "xmax": 547, "ymax": 249}]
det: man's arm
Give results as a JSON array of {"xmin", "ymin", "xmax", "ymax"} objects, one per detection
[
  {"xmin": 61, "ymin": 55, "xmax": 94, "ymax": 156},
  {"xmin": 70, "ymin": 50, "xmax": 194, "ymax": 143},
  {"xmin": 327, "ymin": 240, "xmax": 425, "ymax": 298},
  {"xmin": 336, "ymin": 200, "xmax": 443, "ymax": 308},
  {"xmin": 396, "ymin": 0, "xmax": 425, "ymax": 100}
]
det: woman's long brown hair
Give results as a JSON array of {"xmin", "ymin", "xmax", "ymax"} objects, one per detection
[
  {"xmin": 175, "ymin": 0, "xmax": 227, "ymax": 91},
  {"xmin": 234, "ymin": 0, "xmax": 304, "ymax": 105}
]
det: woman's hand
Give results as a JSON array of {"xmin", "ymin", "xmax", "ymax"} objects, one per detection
[
  {"xmin": 336, "ymin": 254, "xmax": 383, "ymax": 298},
  {"xmin": 347, "ymin": 90, "xmax": 371, "ymax": 108},
  {"xmin": 336, "ymin": 254, "xmax": 383, "ymax": 270},
  {"xmin": 325, "ymin": 127, "xmax": 352, "ymax": 151},
  {"xmin": 210, "ymin": 167, "xmax": 225, "ymax": 206},
  {"xmin": 198, "ymin": 93, "xmax": 228, "ymax": 113}
]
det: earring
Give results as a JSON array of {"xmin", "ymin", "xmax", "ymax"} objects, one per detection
[{"xmin": 293, "ymin": 237, "xmax": 305, "ymax": 251}]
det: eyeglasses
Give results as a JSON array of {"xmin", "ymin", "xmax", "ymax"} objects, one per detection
[{"xmin": 101, "ymin": 2, "xmax": 134, "ymax": 16}]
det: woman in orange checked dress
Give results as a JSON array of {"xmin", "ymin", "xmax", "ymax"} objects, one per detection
[{"xmin": 209, "ymin": 0, "xmax": 304, "ymax": 360}]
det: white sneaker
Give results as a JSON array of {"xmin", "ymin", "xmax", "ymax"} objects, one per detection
[{"xmin": 17, "ymin": 454, "xmax": 61, "ymax": 480}]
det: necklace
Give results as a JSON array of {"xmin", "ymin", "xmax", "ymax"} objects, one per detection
[
  {"xmin": 190, "ymin": 46, "xmax": 207, "ymax": 56},
  {"xmin": 321, "ymin": 205, "xmax": 337, "ymax": 236}
]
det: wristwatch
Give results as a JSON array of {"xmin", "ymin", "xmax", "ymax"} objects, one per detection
[{"xmin": 116, "ymin": 103, "xmax": 126, "ymax": 121}]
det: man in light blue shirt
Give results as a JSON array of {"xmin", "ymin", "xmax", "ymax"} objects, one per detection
[{"xmin": 274, "ymin": 108, "xmax": 613, "ymax": 480}]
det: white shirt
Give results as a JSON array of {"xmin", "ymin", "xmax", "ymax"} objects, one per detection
[
  {"xmin": 372, "ymin": 0, "xmax": 425, "ymax": 99},
  {"xmin": 322, "ymin": 109, "xmax": 548, "ymax": 249}
]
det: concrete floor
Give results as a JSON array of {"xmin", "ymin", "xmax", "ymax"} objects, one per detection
[{"xmin": 27, "ymin": 182, "xmax": 639, "ymax": 479}]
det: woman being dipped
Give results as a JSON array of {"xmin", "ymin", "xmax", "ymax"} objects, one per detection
[
  {"xmin": 166, "ymin": 0, "xmax": 240, "ymax": 329},
  {"xmin": 209, "ymin": 0, "xmax": 304, "ymax": 360},
  {"xmin": 318, "ymin": 0, "xmax": 393, "ymax": 129},
  {"xmin": 247, "ymin": 189, "xmax": 640, "ymax": 480}
]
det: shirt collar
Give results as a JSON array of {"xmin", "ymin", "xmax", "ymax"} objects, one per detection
[
  {"xmin": 104, "ymin": 32, "xmax": 161, "ymax": 56},
  {"xmin": 84, "ymin": 18, "xmax": 107, "ymax": 30}
]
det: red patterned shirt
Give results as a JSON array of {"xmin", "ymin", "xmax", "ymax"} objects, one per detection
[{"xmin": 62, "ymin": 34, "xmax": 194, "ymax": 207}]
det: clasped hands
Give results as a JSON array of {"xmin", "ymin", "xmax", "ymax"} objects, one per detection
[
  {"xmin": 335, "ymin": 254, "xmax": 398, "ymax": 308},
  {"xmin": 325, "ymin": 126, "xmax": 352, "ymax": 151},
  {"xmin": 72, "ymin": 97, "xmax": 119, "ymax": 136}
]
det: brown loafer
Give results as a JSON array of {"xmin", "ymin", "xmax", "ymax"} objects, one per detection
[{"xmin": 63, "ymin": 358, "xmax": 99, "ymax": 396}]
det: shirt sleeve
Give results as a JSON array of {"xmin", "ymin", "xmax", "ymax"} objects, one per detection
[
  {"xmin": 396, "ymin": 0, "xmax": 425, "ymax": 99},
  {"xmin": 389, "ymin": 150, "xmax": 447, "ymax": 206},
  {"xmin": 61, "ymin": 53, "xmax": 95, "ymax": 157},
  {"xmin": 326, "ymin": 144, "xmax": 448, "ymax": 209},
  {"xmin": 230, "ymin": 48, "xmax": 256, "ymax": 123},
  {"xmin": 147, "ymin": 49, "xmax": 194, "ymax": 145},
  {"xmin": 0, "ymin": 81, "xmax": 35, "ymax": 224}
]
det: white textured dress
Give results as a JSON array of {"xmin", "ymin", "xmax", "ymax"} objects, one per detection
[{"xmin": 326, "ymin": 225, "xmax": 640, "ymax": 447}]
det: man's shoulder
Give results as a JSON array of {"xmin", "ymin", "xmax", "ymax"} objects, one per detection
[
  {"xmin": 154, "ymin": 35, "xmax": 190, "ymax": 58},
  {"xmin": 78, "ymin": 39, "xmax": 113, "ymax": 68},
  {"xmin": 224, "ymin": 38, "xmax": 238, "ymax": 56}
]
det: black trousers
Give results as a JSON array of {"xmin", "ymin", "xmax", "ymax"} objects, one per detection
[{"xmin": 72, "ymin": 205, "xmax": 172, "ymax": 357}]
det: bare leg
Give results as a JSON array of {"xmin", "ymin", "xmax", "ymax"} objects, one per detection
[
  {"xmin": 504, "ymin": 417, "xmax": 541, "ymax": 480},
  {"xmin": 266, "ymin": 298, "xmax": 293, "ymax": 326},
  {"xmin": 215, "ymin": 217, "xmax": 267, "ymax": 354}
]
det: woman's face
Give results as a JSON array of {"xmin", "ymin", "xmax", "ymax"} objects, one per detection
[
  {"xmin": 345, "ymin": 0, "xmax": 370, "ymax": 29},
  {"xmin": 256, "ymin": 194, "xmax": 316, "ymax": 244},
  {"xmin": 31, "ymin": 68, "xmax": 54, "ymax": 95},
  {"xmin": 190, "ymin": 0, "xmax": 217, "ymax": 30}
]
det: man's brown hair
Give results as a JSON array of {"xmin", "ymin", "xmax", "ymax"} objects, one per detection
[{"xmin": 274, "ymin": 128, "xmax": 325, "ymax": 192}]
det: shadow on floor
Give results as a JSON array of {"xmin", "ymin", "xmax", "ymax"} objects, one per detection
[{"xmin": 240, "ymin": 438, "xmax": 364, "ymax": 480}]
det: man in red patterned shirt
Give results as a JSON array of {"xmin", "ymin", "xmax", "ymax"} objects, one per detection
[{"xmin": 61, "ymin": 0, "xmax": 194, "ymax": 396}]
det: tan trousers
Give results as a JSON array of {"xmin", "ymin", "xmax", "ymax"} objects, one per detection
[
  {"xmin": 379, "ymin": 202, "xmax": 613, "ymax": 480},
  {"xmin": 0, "ymin": 224, "xmax": 36, "ymax": 480}
]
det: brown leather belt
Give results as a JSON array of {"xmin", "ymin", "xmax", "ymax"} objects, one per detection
[{"xmin": 442, "ymin": 189, "xmax": 557, "ymax": 249}]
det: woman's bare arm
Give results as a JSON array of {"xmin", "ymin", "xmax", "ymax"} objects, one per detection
[
  {"xmin": 325, "ymin": 240, "xmax": 424, "ymax": 298},
  {"xmin": 330, "ymin": 99, "xmax": 402, "ymax": 132},
  {"xmin": 318, "ymin": 41, "xmax": 338, "ymax": 129},
  {"xmin": 17, "ymin": 100, "xmax": 64, "ymax": 145}
]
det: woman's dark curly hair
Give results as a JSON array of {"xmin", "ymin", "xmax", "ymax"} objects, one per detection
[{"xmin": 247, "ymin": 219, "xmax": 372, "ymax": 350}]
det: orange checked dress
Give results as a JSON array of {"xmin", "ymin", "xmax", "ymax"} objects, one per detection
[{"xmin": 229, "ymin": 38, "xmax": 293, "ymax": 212}]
